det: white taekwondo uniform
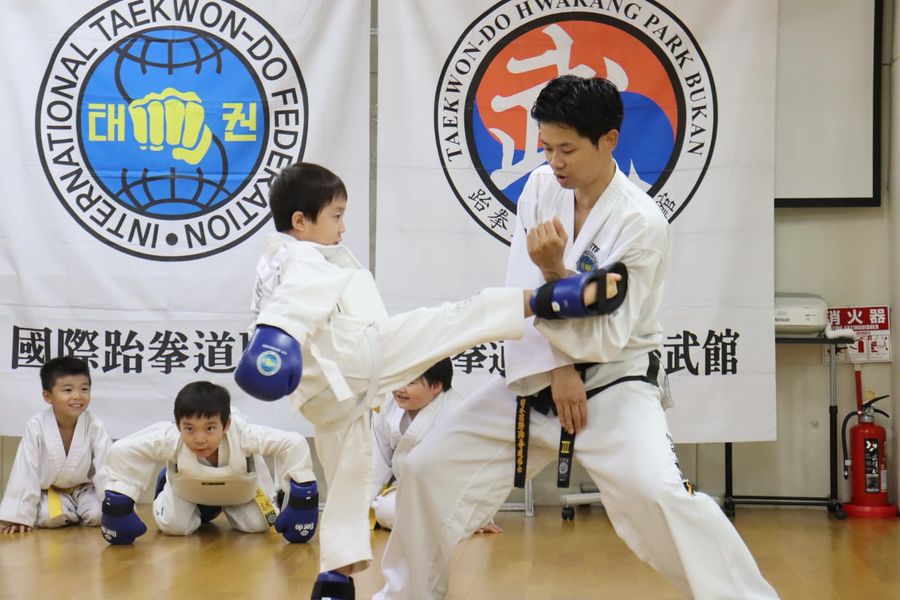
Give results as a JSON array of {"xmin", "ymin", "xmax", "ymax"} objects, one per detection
[
  {"xmin": 102, "ymin": 412, "xmax": 315, "ymax": 536},
  {"xmin": 369, "ymin": 390, "xmax": 456, "ymax": 530},
  {"xmin": 0, "ymin": 408, "xmax": 110, "ymax": 529},
  {"xmin": 252, "ymin": 233, "xmax": 526, "ymax": 573},
  {"xmin": 376, "ymin": 165, "xmax": 778, "ymax": 600}
]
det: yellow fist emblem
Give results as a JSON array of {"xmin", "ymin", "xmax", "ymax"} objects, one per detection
[{"xmin": 129, "ymin": 87, "xmax": 213, "ymax": 165}]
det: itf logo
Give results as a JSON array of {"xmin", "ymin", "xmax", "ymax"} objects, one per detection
[
  {"xmin": 435, "ymin": 0, "xmax": 717, "ymax": 244},
  {"xmin": 36, "ymin": 0, "xmax": 307, "ymax": 260}
]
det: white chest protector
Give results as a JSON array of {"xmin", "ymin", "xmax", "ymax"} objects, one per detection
[{"xmin": 166, "ymin": 427, "xmax": 259, "ymax": 506}]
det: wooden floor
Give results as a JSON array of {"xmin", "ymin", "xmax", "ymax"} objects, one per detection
[{"xmin": 1, "ymin": 505, "xmax": 899, "ymax": 599}]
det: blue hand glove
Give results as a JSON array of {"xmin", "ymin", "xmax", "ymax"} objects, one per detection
[
  {"xmin": 101, "ymin": 491, "xmax": 147, "ymax": 545},
  {"xmin": 235, "ymin": 325, "xmax": 303, "ymax": 401},
  {"xmin": 274, "ymin": 480, "xmax": 318, "ymax": 543}
]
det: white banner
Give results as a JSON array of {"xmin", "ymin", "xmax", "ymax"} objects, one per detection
[
  {"xmin": 376, "ymin": 0, "xmax": 776, "ymax": 443},
  {"xmin": 0, "ymin": 0, "xmax": 370, "ymax": 437}
]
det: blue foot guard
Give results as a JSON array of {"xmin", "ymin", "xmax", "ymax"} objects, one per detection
[{"xmin": 311, "ymin": 571, "xmax": 355, "ymax": 600}]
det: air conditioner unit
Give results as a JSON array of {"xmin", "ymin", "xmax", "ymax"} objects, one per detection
[{"xmin": 774, "ymin": 293, "xmax": 828, "ymax": 335}]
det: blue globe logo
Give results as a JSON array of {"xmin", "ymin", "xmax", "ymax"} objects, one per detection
[
  {"xmin": 37, "ymin": 2, "xmax": 307, "ymax": 261},
  {"xmin": 79, "ymin": 27, "xmax": 266, "ymax": 219}
]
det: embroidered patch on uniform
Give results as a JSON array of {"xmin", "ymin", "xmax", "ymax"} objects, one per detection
[{"xmin": 577, "ymin": 249, "xmax": 599, "ymax": 273}]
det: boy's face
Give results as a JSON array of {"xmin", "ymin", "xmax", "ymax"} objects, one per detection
[
  {"xmin": 538, "ymin": 122, "xmax": 617, "ymax": 191},
  {"xmin": 42, "ymin": 374, "xmax": 91, "ymax": 422},
  {"xmin": 177, "ymin": 415, "xmax": 230, "ymax": 461},
  {"xmin": 291, "ymin": 195, "xmax": 347, "ymax": 245},
  {"xmin": 392, "ymin": 377, "xmax": 442, "ymax": 414}
]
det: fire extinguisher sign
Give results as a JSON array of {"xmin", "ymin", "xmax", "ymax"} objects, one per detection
[{"xmin": 825, "ymin": 305, "xmax": 892, "ymax": 363}]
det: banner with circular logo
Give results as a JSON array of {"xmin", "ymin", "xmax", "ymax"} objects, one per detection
[
  {"xmin": 1, "ymin": 0, "xmax": 370, "ymax": 437},
  {"xmin": 36, "ymin": 1, "xmax": 307, "ymax": 261},
  {"xmin": 377, "ymin": 0, "xmax": 776, "ymax": 444},
  {"xmin": 434, "ymin": 0, "xmax": 716, "ymax": 244}
]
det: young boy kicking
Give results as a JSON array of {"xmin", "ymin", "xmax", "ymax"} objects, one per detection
[{"xmin": 235, "ymin": 162, "xmax": 626, "ymax": 599}]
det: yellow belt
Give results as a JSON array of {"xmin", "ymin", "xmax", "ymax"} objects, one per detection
[
  {"xmin": 47, "ymin": 486, "xmax": 78, "ymax": 520},
  {"xmin": 253, "ymin": 487, "xmax": 277, "ymax": 529}
]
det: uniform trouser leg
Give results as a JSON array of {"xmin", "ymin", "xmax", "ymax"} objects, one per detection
[
  {"xmin": 320, "ymin": 288, "xmax": 526, "ymax": 573},
  {"xmin": 73, "ymin": 485, "xmax": 102, "ymax": 526},
  {"xmin": 314, "ymin": 413, "xmax": 374, "ymax": 574},
  {"xmin": 375, "ymin": 377, "xmax": 548, "ymax": 600},
  {"xmin": 223, "ymin": 500, "xmax": 270, "ymax": 533},
  {"xmin": 377, "ymin": 377, "xmax": 778, "ymax": 600},
  {"xmin": 223, "ymin": 459, "xmax": 278, "ymax": 533},
  {"xmin": 567, "ymin": 381, "xmax": 778, "ymax": 600},
  {"xmin": 370, "ymin": 288, "xmax": 525, "ymax": 396},
  {"xmin": 153, "ymin": 484, "xmax": 201, "ymax": 535},
  {"xmin": 372, "ymin": 488, "xmax": 397, "ymax": 530}
]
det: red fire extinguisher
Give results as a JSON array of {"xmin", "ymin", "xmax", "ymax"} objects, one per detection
[{"xmin": 841, "ymin": 365, "xmax": 898, "ymax": 518}]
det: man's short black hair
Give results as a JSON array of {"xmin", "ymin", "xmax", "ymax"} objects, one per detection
[
  {"xmin": 269, "ymin": 162, "xmax": 347, "ymax": 231},
  {"xmin": 40, "ymin": 357, "xmax": 91, "ymax": 391},
  {"xmin": 531, "ymin": 75, "xmax": 624, "ymax": 145},
  {"xmin": 174, "ymin": 381, "xmax": 231, "ymax": 426},
  {"xmin": 420, "ymin": 358, "xmax": 453, "ymax": 393}
]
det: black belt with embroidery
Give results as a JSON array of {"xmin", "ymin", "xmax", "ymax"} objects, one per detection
[{"xmin": 513, "ymin": 352, "xmax": 661, "ymax": 489}]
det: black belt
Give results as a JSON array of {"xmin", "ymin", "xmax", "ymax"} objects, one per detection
[{"xmin": 513, "ymin": 352, "xmax": 661, "ymax": 489}]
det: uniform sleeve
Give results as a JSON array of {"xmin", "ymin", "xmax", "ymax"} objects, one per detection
[
  {"xmin": 238, "ymin": 422, "xmax": 315, "ymax": 489},
  {"xmin": 0, "ymin": 419, "xmax": 44, "ymax": 526},
  {"xmin": 103, "ymin": 422, "xmax": 179, "ymax": 500},
  {"xmin": 255, "ymin": 251, "xmax": 353, "ymax": 346},
  {"xmin": 89, "ymin": 417, "xmax": 113, "ymax": 494},
  {"xmin": 534, "ymin": 232, "xmax": 667, "ymax": 363},
  {"xmin": 505, "ymin": 174, "xmax": 574, "ymax": 376},
  {"xmin": 369, "ymin": 410, "xmax": 394, "ymax": 501}
]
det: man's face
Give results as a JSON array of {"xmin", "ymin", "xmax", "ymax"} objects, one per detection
[
  {"xmin": 294, "ymin": 195, "xmax": 347, "ymax": 245},
  {"xmin": 538, "ymin": 122, "xmax": 617, "ymax": 191},
  {"xmin": 178, "ymin": 415, "xmax": 229, "ymax": 461},
  {"xmin": 392, "ymin": 377, "xmax": 442, "ymax": 414},
  {"xmin": 43, "ymin": 374, "xmax": 91, "ymax": 422}
]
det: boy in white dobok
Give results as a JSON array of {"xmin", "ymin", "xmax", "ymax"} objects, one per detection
[
  {"xmin": 97, "ymin": 381, "xmax": 318, "ymax": 546},
  {"xmin": 369, "ymin": 359, "xmax": 500, "ymax": 534},
  {"xmin": 0, "ymin": 357, "xmax": 111, "ymax": 534},
  {"xmin": 235, "ymin": 162, "xmax": 624, "ymax": 600},
  {"xmin": 376, "ymin": 76, "xmax": 779, "ymax": 599}
]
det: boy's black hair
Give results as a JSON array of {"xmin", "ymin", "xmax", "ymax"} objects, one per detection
[
  {"xmin": 40, "ymin": 356, "xmax": 91, "ymax": 391},
  {"xmin": 530, "ymin": 75, "xmax": 624, "ymax": 145},
  {"xmin": 269, "ymin": 162, "xmax": 348, "ymax": 231},
  {"xmin": 173, "ymin": 381, "xmax": 231, "ymax": 426},
  {"xmin": 420, "ymin": 358, "xmax": 453, "ymax": 393}
]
